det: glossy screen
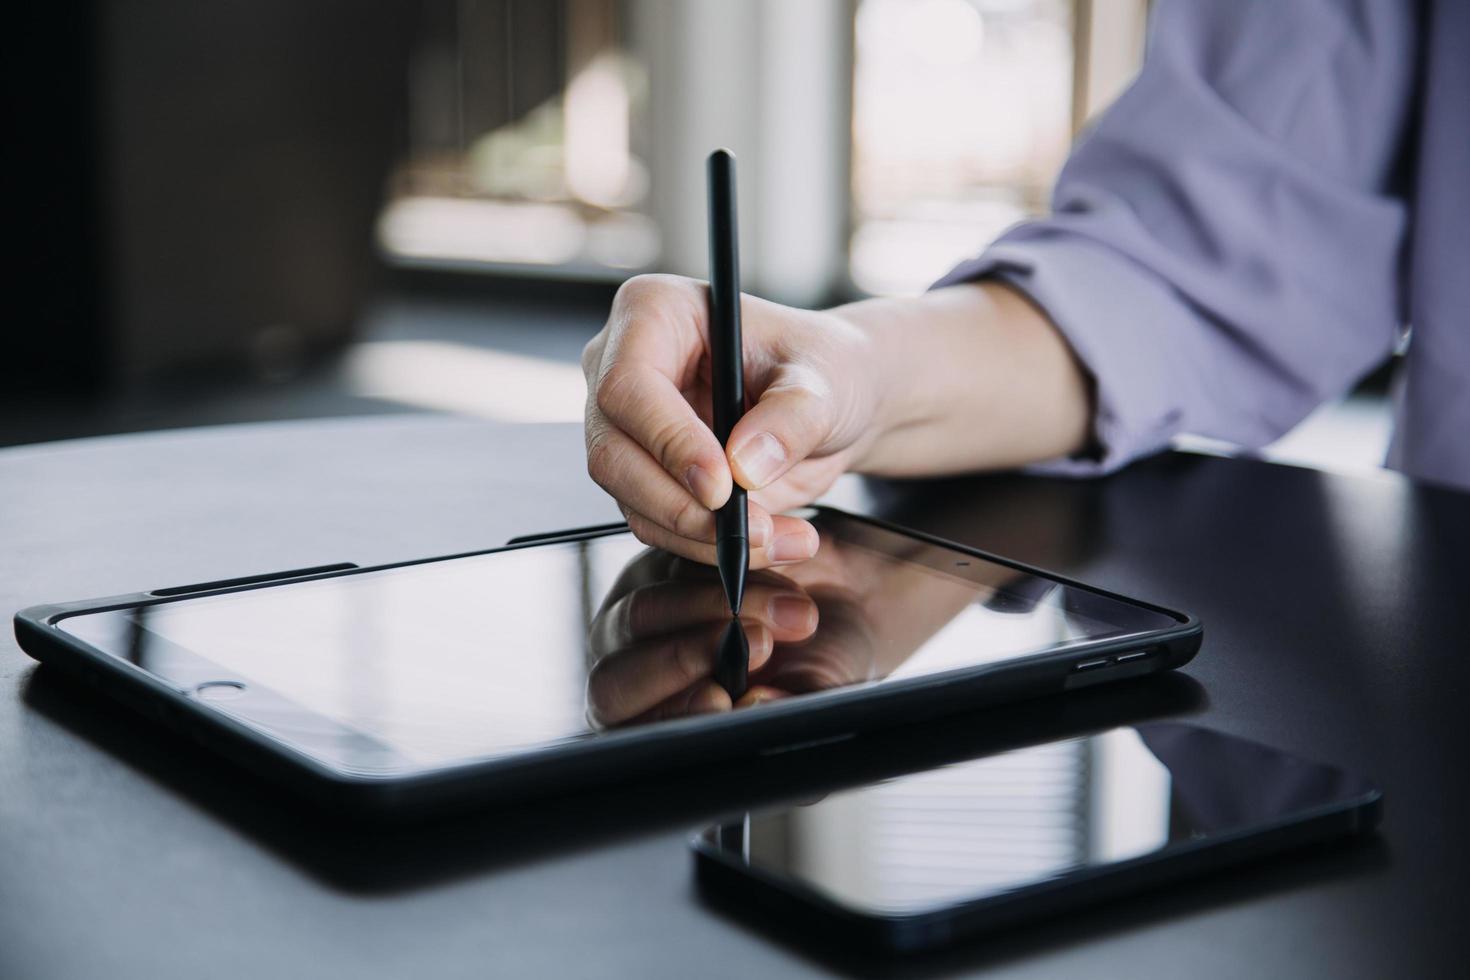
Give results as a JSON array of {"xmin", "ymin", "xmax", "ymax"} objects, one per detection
[
  {"xmin": 56, "ymin": 513, "xmax": 1179, "ymax": 775},
  {"xmin": 702, "ymin": 724, "xmax": 1376, "ymax": 916}
]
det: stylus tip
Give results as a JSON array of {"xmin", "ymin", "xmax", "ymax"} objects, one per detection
[{"xmin": 716, "ymin": 536, "xmax": 748, "ymax": 616}]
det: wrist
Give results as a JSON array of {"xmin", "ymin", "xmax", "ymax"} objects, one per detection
[
  {"xmin": 825, "ymin": 281, "xmax": 1093, "ymax": 476},
  {"xmin": 823, "ymin": 297, "xmax": 910, "ymax": 473},
  {"xmin": 826, "ymin": 289, "xmax": 966, "ymax": 473}
]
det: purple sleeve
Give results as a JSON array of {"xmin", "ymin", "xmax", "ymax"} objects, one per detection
[{"xmin": 934, "ymin": 0, "xmax": 1417, "ymax": 474}]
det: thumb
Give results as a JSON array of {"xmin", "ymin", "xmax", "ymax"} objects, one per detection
[{"xmin": 726, "ymin": 368, "xmax": 835, "ymax": 491}]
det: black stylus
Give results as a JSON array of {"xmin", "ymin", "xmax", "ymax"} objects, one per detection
[{"xmin": 707, "ymin": 148, "xmax": 748, "ymax": 616}]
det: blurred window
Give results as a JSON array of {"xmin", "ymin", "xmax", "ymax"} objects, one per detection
[
  {"xmin": 850, "ymin": 0, "xmax": 1144, "ymax": 296},
  {"xmin": 379, "ymin": 0, "xmax": 1144, "ymax": 295},
  {"xmin": 379, "ymin": 0, "xmax": 657, "ymax": 278}
]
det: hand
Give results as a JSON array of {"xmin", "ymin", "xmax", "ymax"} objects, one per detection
[
  {"xmin": 585, "ymin": 537, "xmax": 902, "ymax": 727},
  {"xmin": 737, "ymin": 589, "xmax": 879, "ymax": 705},
  {"xmin": 582, "ymin": 274, "xmax": 883, "ymax": 567},
  {"xmin": 585, "ymin": 548, "xmax": 821, "ymax": 727},
  {"xmin": 738, "ymin": 540, "xmax": 882, "ymax": 702}
]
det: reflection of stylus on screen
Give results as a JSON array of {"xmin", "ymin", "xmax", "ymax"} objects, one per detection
[{"xmin": 714, "ymin": 618, "xmax": 749, "ymax": 702}]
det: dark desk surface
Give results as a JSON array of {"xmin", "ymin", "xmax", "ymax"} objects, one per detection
[{"xmin": 2, "ymin": 417, "xmax": 1466, "ymax": 979}]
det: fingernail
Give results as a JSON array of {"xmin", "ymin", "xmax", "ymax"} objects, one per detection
[
  {"xmin": 684, "ymin": 465, "xmax": 721, "ymax": 510},
  {"xmin": 768, "ymin": 530, "xmax": 817, "ymax": 564},
  {"xmin": 731, "ymin": 432, "xmax": 787, "ymax": 489},
  {"xmin": 748, "ymin": 510, "xmax": 772, "ymax": 547},
  {"xmin": 770, "ymin": 593, "xmax": 816, "ymax": 631},
  {"xmin": 744, "ymin": 622, "xmax": 773, "ymax": 657}
]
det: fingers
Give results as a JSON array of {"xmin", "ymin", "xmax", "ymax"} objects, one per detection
[
  {"xmin": 614, "ymin": 578, "xmax": 819, "ymax": 644},
  {"xmin": 748, "ymin": 454, "xmax": 851, "ymax": 517},
  {"xmin": 587, "ymin": 621, "xmax": 775, "ymax": 726},
  {"xmin": 594, "ymin": 547, "xmax": 684, "ymax": 606},
  {"xmin": 627, "ymin": 682, "xmax": 733, "ymax": 726},
  {"xmin": 587, "ymin": 420, "xmax": 776, "ymax": 547},
  {"xmin": 587, "ymin": 275, "xmax": 732, "ymax": 511},
  {"xmin": 727, "ymin": 364, "xmax": 837, "ymax": 491},
  {"xmin": 595, "ymin": 363, "xmax": 732, "ymax": 511},
  {"xmin": 747, "ymin": 599, "xmax": 877, "ymax": 695},
  {"xmin": 584, "ymin": 274, "xmax": 848, "ymax": 568},
  {"xmin": 623, "ymin": 509, "xmax": 819, "ymax": 569}
]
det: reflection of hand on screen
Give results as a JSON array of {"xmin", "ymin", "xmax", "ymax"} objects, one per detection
[
  {"xmin": 584, "ymin": 530, "xmax": 980, "ymax": 724},
  {"xmin": 585, "ymin": 549, "xmax": 819, "ymax": 728},
  {"xmin": 761, "ymin": 530, "xmax": 982, "ymax": 684},
  {"xmin": 740, "ymin": 587, "xmax": 879, "ymax": 702}
]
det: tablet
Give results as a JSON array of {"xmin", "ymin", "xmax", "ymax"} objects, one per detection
[{"xmin": 14, "ymin": 507, "xmax": 1201, "ymax": 816}]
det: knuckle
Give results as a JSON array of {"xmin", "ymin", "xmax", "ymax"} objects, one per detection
[
  {"xmin": 669, "ymin": 492, "xmax": 709, "ymax": 540},
  {"xmin": 776, "ymin": 374, "xmax": 833, "ymax": 425},
  {"xmin": 614, "ymin": 273, "xmax": 682, "ymax": 309},
  {"xmin": 647, "ymin": 414, "xmax": 694, "ymax": 468},
  {"xmin": 625, "ymin": 588, "xmax": 659, "ymax": 636},
  {"xmin": 585, "ymin": 667, "xmax": 631, "ymax": 724},
  {"xmin": 594, "ymin": 365, "xmax": 636, "ymax": 416},
  {"xmin": 612, "ymin": 274, "xmax": 702, "ymax": 336},
  {"xmin": 613, "ymin": 274, "xmax": 659, "ymax": 307},
  {"xmin": 671, "ymin": 634, "xmax": 711, "ymax": 686},
  {"xmin": 585, "ymin": 431, "xmax": 616, "ymax": 488},
  {"xmin": 625, "ymin": 510, "xmax": 657, "ymax": 546},
  {"xmin": 580, "ymin": 333, "xmax": 606, "ymax": 376}
]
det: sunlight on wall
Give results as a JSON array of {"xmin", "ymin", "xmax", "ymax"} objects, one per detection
[
  {"xmin": 850, "ymin": 0, "xmax": 1073, "ymax": 295},
  {"xmin": 378, "ymin": 197, "xmax": 659, "ymax": 272}
]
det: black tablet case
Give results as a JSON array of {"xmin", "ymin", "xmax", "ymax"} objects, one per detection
[{"xmin": 13, "ymin": 509, "xmax": 1202, "ymax": 820}]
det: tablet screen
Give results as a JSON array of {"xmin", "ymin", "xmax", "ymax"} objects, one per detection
[{"xmin": 57, "ymin": 511, "xmax": 1180, "ymax": 774}]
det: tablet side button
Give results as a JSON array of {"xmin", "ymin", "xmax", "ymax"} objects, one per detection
[{"xmin": 1073, "ymin": 658, "xmax": 1110, "ymax": 672}]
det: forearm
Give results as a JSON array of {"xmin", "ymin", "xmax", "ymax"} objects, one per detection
[{"xmin": 834, "ymin": 282, "xmax": 1093, "ymax": 476}]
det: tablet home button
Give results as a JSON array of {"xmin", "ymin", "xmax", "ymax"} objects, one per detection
[{"xmin": 195, "ymin": 680, "xmax": 247, "ymax": 702}]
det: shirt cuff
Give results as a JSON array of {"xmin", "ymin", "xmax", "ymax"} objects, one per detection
[{"xmin": 932, "ymin": 229, "xmax": 1194, "ymax": 476}]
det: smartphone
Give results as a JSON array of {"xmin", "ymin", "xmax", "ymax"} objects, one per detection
[
  {"xmin": 693, "ymin": 723, "xmax": 1381, "ymax": 953},
  {"xmin": 15, "ymin": 507, "xmax": 1200, "ymax": 817}
]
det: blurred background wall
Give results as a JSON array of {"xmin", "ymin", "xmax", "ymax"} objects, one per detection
[
  {"xmin": 3, "ymin": 1, "xmax": 1388, "ymax": 474},
  {"xmin": 377, "ymin": 0, "xmax": 1143, "ymax": 302}
]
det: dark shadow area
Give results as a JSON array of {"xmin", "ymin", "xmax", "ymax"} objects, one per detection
[
  {"xmin": 22, "ymin": 663, "xmax": 1205, "ymax": 895},
  {"xmin": 696, "ymin": 833, "xmax": 1390, "ymax": 979},
  {"xmin": 854, "ymin": 461, "xmax": 1131, "ymax": 578}
]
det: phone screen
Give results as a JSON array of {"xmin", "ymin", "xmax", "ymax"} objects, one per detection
[
  {"xmin": 699, "ymin": 724, "xmax": 1377, "ymax": 918},
  {"xmin": 56, "ymin": 511, "xmax": 1180, "ymax": 774}
]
